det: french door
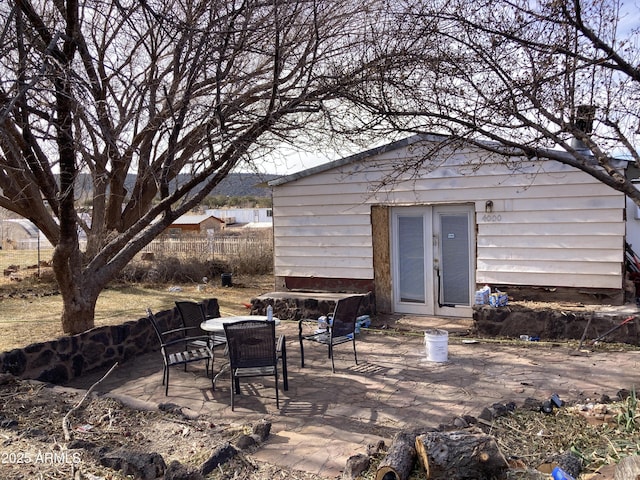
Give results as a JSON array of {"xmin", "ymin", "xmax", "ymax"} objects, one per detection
[{"xmin": 392, "ymin": 205, "xmax": 474, "ymax": 317}]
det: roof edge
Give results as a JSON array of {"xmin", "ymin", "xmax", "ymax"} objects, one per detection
[
  {"xmin": 268, "ymin": 134, "xmax": 443, "ymax": 187},
  {"xmin": 268, "ymin": 133, "xmax": 628, "ymax": 187}
]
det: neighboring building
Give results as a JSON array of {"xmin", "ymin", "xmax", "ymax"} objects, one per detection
[
  {"xmin": 165, "ymin": 214, "xmax": 225, "ymax": 237},
  {"xmin": 269, "ymin": 134, "xmax": 626, "ymax": 318},
  {"xmin": 205, "ymin": 208, "xmax": 273, "ymax": 226},
  {"xmin": 1, "ymin": 218, "xmax": 52, "ymax": 249}
]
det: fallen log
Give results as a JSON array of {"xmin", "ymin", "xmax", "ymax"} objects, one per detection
[
  {"xmin": 375, "ymin": 431, "xmax": 418, "ymax": 480},
  {"xmin": 614, "ymin": 455, "xmax": 640, "ymax": 480},
  {"xmin": 415, "ymin": 430, "xmax": 509, "ymax": 480}
]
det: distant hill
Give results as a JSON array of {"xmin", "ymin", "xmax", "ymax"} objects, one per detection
[
  {"xmin": 75, "ymin": 172, "xmax": 279, "ymax": 198},
  {"xmin": 208, "ymin": 172, "xmax": 279, "ymax": 197}
]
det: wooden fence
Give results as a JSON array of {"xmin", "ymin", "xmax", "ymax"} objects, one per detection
[
  {"xmin": 1, "ymin": 235, "xmax": 272, "ymax": 274},
  {"xmin": 142, "ymin": 235, "xmax": 273, "ymax": 259}
]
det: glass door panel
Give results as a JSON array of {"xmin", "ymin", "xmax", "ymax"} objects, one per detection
[
  {"xmin": 397, "ymin": 216, "xmax": 425, "ymax": 303},
  {"xmin": 438, "ymin": 214, "xmax": 470, "ymax": 305}
]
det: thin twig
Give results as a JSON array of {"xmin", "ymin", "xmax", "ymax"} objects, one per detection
[{"xmin": 62, "ymin": 362, "xmax": 119, "ymax": 441}]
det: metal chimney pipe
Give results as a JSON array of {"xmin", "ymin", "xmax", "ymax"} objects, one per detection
[{"xmin": 571, "ymin": 105, "xmax": 596, "ymax": 151}]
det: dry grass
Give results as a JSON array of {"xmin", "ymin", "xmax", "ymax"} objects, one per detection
[{"xmin": 0, "ymin": 274, "xmax": 274, "ymax": 353}]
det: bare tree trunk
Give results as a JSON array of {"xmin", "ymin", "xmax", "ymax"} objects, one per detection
[
  {"xmin": 58, "ymin": 279, "xmax": 98, "ymax": 334},
  {"xmin": 50, "ymin": 0, "xmax": 94, "ymax": 335}
]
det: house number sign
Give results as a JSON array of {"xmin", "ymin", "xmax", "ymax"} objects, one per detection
[{"xmin": 482, "ymin": 214, "xmax": 502, "ymax": 222}]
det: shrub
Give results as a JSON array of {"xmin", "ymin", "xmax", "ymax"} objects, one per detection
[
  {"xmin": 227, "ymin": 241, "xmax": 273, "ymax": 275},
  {"xmin": 119, "ymin": 256, "xmax": 233, "ymax": 284}
]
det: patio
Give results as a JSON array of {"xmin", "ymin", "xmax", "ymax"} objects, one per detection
[{"xmin": 65, "ymin": 315, "xmax": 640, "ymax": 478}]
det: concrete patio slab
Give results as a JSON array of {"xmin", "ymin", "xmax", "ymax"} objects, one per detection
[{"xmin": 66, "ymin": 316, "xmax": 640, "ymax": 479}]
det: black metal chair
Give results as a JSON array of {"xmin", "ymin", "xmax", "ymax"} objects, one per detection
[
  {"xmin": 175, "ymin": 300, "xmax": 227, "ymax": 351},
  {"xmin": 298, "ymin": 295, "xmax": 364, "ymax": 373},
  {"xmin": 146, "ymin": 308, "xmax": 214, "ymax": 396},
  {"xmin": 223, "ymin": 320, "xmax": 288, "ymax": 410}
]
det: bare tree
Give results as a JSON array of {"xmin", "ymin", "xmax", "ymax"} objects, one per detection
[
  {"xmin": 347, "ymin": 0, "xmax": 640, "ymax": 202},
  {"xmin": 0, "ymin": 0, "xmax": 399, "ymax": 333}
]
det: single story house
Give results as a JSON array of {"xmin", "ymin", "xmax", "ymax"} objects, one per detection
[
  {"xmin": 205, "ymin": 208, "xmax": 273, "ymax": 225},
  {"xmin": 165, "ymin": 214, "xmax": 225, "ymax": 237},
  {"xmin": 268, "ymin": 134, "xmax": 627, "ymax": 318}
]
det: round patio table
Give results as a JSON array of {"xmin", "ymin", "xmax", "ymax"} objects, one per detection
[{"xmin": 200, "ymin": 315, "xmax": 280, "ymax": 333}]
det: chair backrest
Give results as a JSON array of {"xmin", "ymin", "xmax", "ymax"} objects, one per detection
[
  {"xmin": 224, "ymin": 320, "xmax": 277, "ymax": 369},
  {"xmin": 201, "ymin": 298, "xmax": 221, "ymax": 319},
  {"xmin": 146, "ymin": 308, "xmax": 164, "ymax": 344},
  {"xmin": 175, "ymin": 301, "xmax": 207, "ymax": 331},
  {"xmin": 330, "ymin": 295, "xmax": 363, "ymax": 337}
]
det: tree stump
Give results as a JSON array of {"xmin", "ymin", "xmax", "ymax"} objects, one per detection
[
  {"xmin": 614, "ymin": 455, "xmax": 640, "ymax": 480},
  {"xmin": 415, "ymin": 431, "xmax": 509, "ymax": 479},
  {"xmin": 375, "ymin": 431, "xmax": 419, "ymax": 480}
]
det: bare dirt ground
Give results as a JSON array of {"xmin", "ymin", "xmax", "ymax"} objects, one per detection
[{"xmin": 0, "ymin": 374, "xmax": 328, "ymax": 480}]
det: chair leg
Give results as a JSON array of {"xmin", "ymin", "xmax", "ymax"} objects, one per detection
[
  {"xmin": 330, "ymin": 343, "xmax": 335, "ymax": 373},
  {"xmin": 352, "ymin": 338, "xmax": 358, "ymax": 365},
  {"xmin": 275, "ymin": 371, "xmax": 280, "ymax": 409},
  {"xmin": 281, "ymin": 343, "xmax": 288, "ymax": 391},
  {"xmin": 299, "ymin": 337, "xmax": 305, "ymax": 368},
  {"xmin": 165, "ymin": 368, "xmax": 170, "ymax": 396},
  {"xmin": 230, "ymin": 372, "xmax": 235, "ymax": 411}
]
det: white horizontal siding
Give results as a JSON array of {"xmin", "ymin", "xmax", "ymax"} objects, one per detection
[
  {"xmin": 477, "ymin": 234, "xmax": 622, "ymax": 249},
  {"xmin": 274, "ymin": 181, "xmax": 621, "ymax": 208},
  {"xmin": 477, "ymin": 247, "xmax": 621, "ymax": 262},
  {"xmin": 476, "ymin": 208, "xmax": 622, "ymax": 223},
  {"xmin": 477, "ymin": 259, "xmax": 620, "ymax": 276},
  {"xmin": 275, "ymin": 236, "xmax": 372, "ymax": 248},
  {"xmin": 273, "ymin": 140, "xmax": 625, "ymax": 289},
  {"xmin": 272, "ymin": 225, "xmax": 371, "ymax": 238},
  {"xmin": 478, "ymin": 222, "xmax": 625, "ymax": 237},
  {"xmin": 274, "ymin": 213, "xmax": 371, "ymax": 227},
  {"xmin": 478, "ymin": 271, "xmax": 622, "ymax": 289}
]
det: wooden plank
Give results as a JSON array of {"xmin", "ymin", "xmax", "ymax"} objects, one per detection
[
  {"xmin": 478, "ymin": 222, "xmax": 625, "ymax": 236},
  {"xmin": 275, "ymin": 236, "xmax": 373, "ymax": 248},
  {"xmin": 476, "ymin": 271, "xmax": 621, "ymax": 288},
  {"xmin": 372, "ymin": 206, "xmax": 392, "ymax": 313},
  {"xmin": 476, "ymin": 209, "xmax": 623, "ymax": 224},
  {"xmin": 477, "ymin": 259, "xmax": 621, "ymax": 276},
  {"xmin": 477, "ymin": 234, "xmax": 622, "ymax": 249},
  {"xmin": 275, "ymin": 255, "xmax": 373, "ymax": 269},
  {"xmin": 273, "ymin": 225, "xmax": 372, "ymax": 237},
  {"xmin": 273, "ymin": 245, "xmax": 373, "ymax": 257},
  {"xmin": 273, "ymin": 180, "xmax": 620, "ymax": 204},
  {"xmin": 274, "ymin": 214, "xmax": 372, "ymax": 227},
  {"xmin": 510, "ymin": 195, "xmax": 624, "ymax": 211},
  {"xmin": 477, "ymin": 246, "xmax": 622, "ymax": 262},
  {"xmin": 274, "ymin": 160, "xmax": 619, "ymax": 194},
  {"xmin": 273, "ymin": 265, "xmax": 374, "ymax": 278}
]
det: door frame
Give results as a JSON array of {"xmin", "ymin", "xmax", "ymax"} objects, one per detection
[
  {"xmin": 391, "ymin": 204, "xmax": 475, "ymax": 317},
  {"xmin": 433, "ymin": 205, "xmax": 475, "ymax": 318}
]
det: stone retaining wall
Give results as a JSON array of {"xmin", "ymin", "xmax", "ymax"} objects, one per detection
[
  {"xmin": 0, "ymin": 298, "xmax": 220, "ymax": 384},
  {"xmin": 474, "ymin": 303, "xmax": 640, "ymax": 344},
  {"xmin": 250, "ymin": 292, "xmax": 374, "ymax": 321}
]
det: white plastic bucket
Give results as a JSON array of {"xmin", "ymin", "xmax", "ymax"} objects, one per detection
[{"xmin": 425, "ymin": 329, "xmax": 448, "ymax": 362}]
